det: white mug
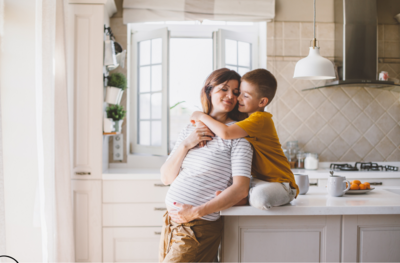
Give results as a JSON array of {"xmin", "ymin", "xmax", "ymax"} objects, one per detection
[
  {"xmin": 294, "ymin": 174, "xmax": 309, "ymax": 195},
  {"xmin": 328, "ymin": 176, "xmax": 351, "ymax": 197}
]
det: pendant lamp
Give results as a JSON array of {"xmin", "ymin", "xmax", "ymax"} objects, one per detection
[{"xmin": 293, "ymin": 0, "xmax": 335, "ymax": 80}]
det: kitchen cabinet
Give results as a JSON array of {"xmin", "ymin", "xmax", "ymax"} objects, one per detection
[
  {"xmin": 67, "ymin": 3, "xmax": 104, "ymax": 180},
  {"xmin": 223, "ymin": 216, "xmax": 341, "ymax": 262},
  {"xmin": 66, "ymin": 1, "xmax": 116, "ymax": 262},
  {"xmin": 221, "ymin": 187, "xmax": 400, "ymax": 262},
  {"xmin": 72, "ymin": 179, "xmax": 102, "ymax": 262},
  {"xmin": 342, "ymin": 215, "xmax": 400, "ymax": 262},
  {"xmin": 102, "ymin": 178, "xmax": 168, "ymax": 262}
]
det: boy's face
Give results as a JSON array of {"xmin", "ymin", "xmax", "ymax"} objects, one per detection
[{"xmin": 238, "ymin": 80, "xmax": 267, "ymax": 114}]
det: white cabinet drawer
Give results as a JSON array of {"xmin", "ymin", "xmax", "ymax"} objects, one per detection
[
  {"xmin": 103, "ymin": 203, "xmax": 167, "ymax": 226},
  {"xmin": 103, "ymin": 180, "xmax": 169, "ymax": 203},
  {"xmin": 103, "ymin": 227, "xmax": 162, "ymax": 262},
  {"xmin": 318, "ymin": 178, "xmax": 400, "ymax": 188}
]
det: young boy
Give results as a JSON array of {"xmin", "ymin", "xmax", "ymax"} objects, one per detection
[{"xmin": 191, "ymin": 68, "xmax": 299, "ymax": 209}]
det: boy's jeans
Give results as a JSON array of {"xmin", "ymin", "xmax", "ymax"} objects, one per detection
[{"xmin": 248, "ymin": 177, "xmax": 297, "ymax": 210}]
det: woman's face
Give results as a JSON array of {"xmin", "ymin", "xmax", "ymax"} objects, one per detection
[{"xmin": 210, "ymin": 79, "xmax": 240, "ymax": 114}]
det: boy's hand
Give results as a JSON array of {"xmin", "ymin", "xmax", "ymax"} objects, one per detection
[
  {"xmin": 191, "ymin": 120, "xmax": 214, "ymax": 148},
  {"xmin": 191, "ymin": 111, "xmax": 205, "ymax": 123}
]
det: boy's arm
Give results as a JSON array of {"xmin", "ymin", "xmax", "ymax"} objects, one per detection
[{"xmin": 199, "ymin": 113, "xmax": 248, "ymax": 140}]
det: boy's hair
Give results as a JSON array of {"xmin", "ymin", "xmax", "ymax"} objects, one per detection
[{"xmin": 241, "ymin": 69, "xmax": 277, "ymax": 106}]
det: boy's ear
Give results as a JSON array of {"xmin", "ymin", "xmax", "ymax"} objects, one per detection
[{"xmin": 259, "ymin": 97, "xmax": 269, "ymax": 108}]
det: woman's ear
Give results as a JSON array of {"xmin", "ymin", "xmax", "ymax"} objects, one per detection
[{"xmin": 259, "ymin": 97, "xmax": 269, "ymax": 108}]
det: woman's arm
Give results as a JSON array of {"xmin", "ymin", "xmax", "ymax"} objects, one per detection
[
  {"xmin": 191, "ymin": 111, "xmax": 248, "ymax": 140},
  {"xmin": 160, "ymin": 143, "xmax": 190, "ymax": 185},
  {"xmin": 169, "ymin": 176, "xmax": 250, "ymax": 222},
  {"xmin": 160, "ymin": 124, "xmax": 215, "ymax": 185}
]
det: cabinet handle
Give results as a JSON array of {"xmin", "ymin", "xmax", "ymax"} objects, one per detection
[
  {"xmin": 75, "ymin": 172, "xmax": 91, "ymax": 175},
  {"xmin": 154, "ymin": 184, "xmax": 169, "ymax": 187},
  {"xmin": 309, "ymin": 183, "xmax": 318, "ymax": 186},
  {"xmin": 154, "ymin": 207, "xmax": 167, "ymax": 211},
  {"xmin": 369, "ymin": 182, "xmax": 382, "ymax": 185},
  {"xmin": 154, "ymin": 232, "xmax": 161, "ymax": 235}
]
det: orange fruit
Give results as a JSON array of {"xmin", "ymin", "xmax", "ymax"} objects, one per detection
[
  {"xmin": 359, "ymin": 183, "xmax": 367, "ymax": 190},
  {"xmin": 352, "ymin": 180, "xmax": 361, "ymax": 185},
  {"xmin": 364, "ymin": 182, "xmax": 370, "ymax": 189},
  {"xmin": 350, "ymin": 183, "xmax": 360, "ymax": 190}
]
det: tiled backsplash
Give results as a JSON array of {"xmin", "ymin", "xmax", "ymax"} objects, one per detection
[{"xmin": 267, "ymin": 21, "xmax": 400, "ymax": 162}]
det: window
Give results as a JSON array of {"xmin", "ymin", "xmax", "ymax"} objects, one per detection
[{"xmin": 128, "ymin": 22, "xmax": 266, "ymax": 155}]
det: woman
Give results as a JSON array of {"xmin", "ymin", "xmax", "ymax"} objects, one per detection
[{"xmin": 159, "ymin": 68, "xmax": 253, "ymax": 262}]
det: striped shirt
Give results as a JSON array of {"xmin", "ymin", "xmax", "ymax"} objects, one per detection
[{"xmin": 165, "ymin": 121, "xmax": 253, "ymax": 221}]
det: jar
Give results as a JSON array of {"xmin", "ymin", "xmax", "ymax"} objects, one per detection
[
  {"xmin": 286, "ymin": 141, "xmax": 299, "ymax": 169},
  {"xmin": 304, "ymin": 153, "xmax": 319, "ymax": 170},
  {"xmin": 296, "ymin": 151, "xmax": 305, "ymax": 169}
]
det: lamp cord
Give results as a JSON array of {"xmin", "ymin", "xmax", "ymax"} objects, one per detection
[{"xmin": 313, "ymin": 0, "xmax": 316, "ymax": 39}]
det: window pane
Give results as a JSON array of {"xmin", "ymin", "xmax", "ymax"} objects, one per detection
[
  {"xmin": 139, "ymin": 94, "xmax": 150, "ymax": 119},
  {"xmin": 238, "ymin": 41, "xmax": 250, "ymax": 67},
  {"xmin": 151, "ymin": 38, "xmax": 162, "ymax": 64},
  {"xmin": 169, "ymin": 38, "xmax": 212, "ymax": 152},
  {"xmin": 151, "ymin": 93, "xmax": 162, "ymax": 119},
  {"xmin": 225, "ymin": 39, "xmax": 237, "ymax": 65},
  {"xmin": 139, "ymin": 121, "xmax": 151, "ymax": 145},
  {"xmin": 226, "ymin": 65, "xmax": 238, "ymax": 72},
  {"xmin": 151, "ymin": 65, "xmax": 162, "ymax": 91},
  {"xmin": 238, "ymin": 67, "xmax": 250, "ymax": 76},
  {"xmin": 151, "ymin": 121, "xmax": 162, "ymax": 146},
  {"xmin": 139, "ymin": 66, "xmax": 151, "ymax": 92},
  {"xmin": 139, "ymin": 40, "xmax": 150, "ymax": 65}
]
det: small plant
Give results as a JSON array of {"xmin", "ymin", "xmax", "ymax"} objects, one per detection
[
  {"xmin": 106, "ymin": 104, "xmax": 126, "ymax": 121},
  {"xmin": 107, "ymin": 73, "xmax": 127, "ymax": 90}
]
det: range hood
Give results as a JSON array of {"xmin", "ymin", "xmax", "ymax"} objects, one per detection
[{"xmin": 304, "ymin": 0, "xmax": 400, "ymax": 92}]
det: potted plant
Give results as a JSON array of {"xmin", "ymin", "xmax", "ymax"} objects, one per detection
[
  {"xmin": 106, "ymin": 104, "xmax": 126, "ymax": 132},
  {"xmin": 105, "ymin": 72, "xmax": 127, "ymax": 105}
]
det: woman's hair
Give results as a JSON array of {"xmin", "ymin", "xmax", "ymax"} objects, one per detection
[{"xmin": 200, "ymin": 68, "xmax": 247, "ymax": 121}]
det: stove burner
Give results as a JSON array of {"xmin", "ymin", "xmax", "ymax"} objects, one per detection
[
  {"xmin": 329, "ymin": 162, "xmax": 399, "ymax": 171},
  {"xmin": 330, "ymin": 163, "xmax": 358, "ymax": 171}
]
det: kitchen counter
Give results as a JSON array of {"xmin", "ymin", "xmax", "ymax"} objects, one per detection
[
  {"xmin": 102, "ymin": 168, "xmax": 161, "ymax": 180},
  {"xmin": 221, "ymin": 186, "xmax": 400, "ymax": 216},
  {"xmin": 221, "ymin": 186, "xmax": 400, "ymax": 262}
]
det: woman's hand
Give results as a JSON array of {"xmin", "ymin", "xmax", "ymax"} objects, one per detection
[
  {"xmin": 183, "ymin": 121, "xmax": 214, "ymax": 149},
  {"xmin": 169, "ymin": 202, "xmax": 201, "ymax": 223},
  {"xmin": 191, "ymin": 111, "xmax": 205, "ymax": 123}
]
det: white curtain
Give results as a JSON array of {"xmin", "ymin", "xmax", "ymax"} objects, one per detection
[
  {"xmin": 0, "ymin": 0, "xmax": 6, "ymax": 254},
  {"xmin": 123, "ymin": 0, "xmax": 275, "ymax": 23},
  {"xmin": 33, "ymin": 0, "xmax": 75, "ymax": 262}
]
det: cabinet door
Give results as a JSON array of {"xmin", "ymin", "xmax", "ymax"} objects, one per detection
[
  {"xmin": 223, "ymin": 216, "xmax": 341, "ymax": 262},
  {"xmin": 342, "ymin": 215, "xmax": 400, "ymax": 262},
  {"xmin": 72, "ymin": 180, "xmax": 102, "ymax": 262},
  {"xmin": 67, "ymin": 4, "xmax": 104, "ymax": 179},
  {"xmin": 103, "ymin": 227, "xmax": 162, "ymax": 262}
]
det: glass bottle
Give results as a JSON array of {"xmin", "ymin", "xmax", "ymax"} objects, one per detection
[
  {"xmin": 296, "ymin": 151, "xmax": 305, "ymax": 169},
  {"xmin": 286, "ymin": 141, "xmax": 299, "ymax": 169}
]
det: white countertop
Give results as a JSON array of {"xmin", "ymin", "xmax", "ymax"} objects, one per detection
[
  {"xmin": 103, "ymin": 162, "xmax": 400, "ymax": 180},
  {"xmin": 102, "ymin": 168, "xmax": 161, "ymax": 180},
  {"xmin": 292, "ymin": 169, "xmax": 400, "ymax": 179},
  {"xmin": 220, "ymin": 186, "xmax": 400, "ymax": 216}
]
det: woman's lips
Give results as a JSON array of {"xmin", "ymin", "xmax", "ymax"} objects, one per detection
[{"xmin": 222, "ymin": 100, "xmax": 233, "ymax": 105}]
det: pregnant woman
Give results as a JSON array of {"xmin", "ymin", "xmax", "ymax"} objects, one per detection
[{"xmin": 159, "ymin": 68, "xmax": 253, "ymax": 262}]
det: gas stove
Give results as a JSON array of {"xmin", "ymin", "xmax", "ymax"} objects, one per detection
[{"xmin": 330, "ymin": 162, "xmax": 399, "ymax": 172}]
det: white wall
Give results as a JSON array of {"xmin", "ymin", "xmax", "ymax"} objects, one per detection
[{"xmin": 0, "ymin": 0, "xmax": 43, "ymax": 261}]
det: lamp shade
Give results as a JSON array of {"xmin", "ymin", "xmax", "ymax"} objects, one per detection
[{"xmin": 293, "ymin": 47, "xmax": 336, "ymax": 80}]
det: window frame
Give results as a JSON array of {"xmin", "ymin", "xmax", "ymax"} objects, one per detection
[{"xmin": 129, "ymin": 27, "xmax": 170, "ymax": 155}]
